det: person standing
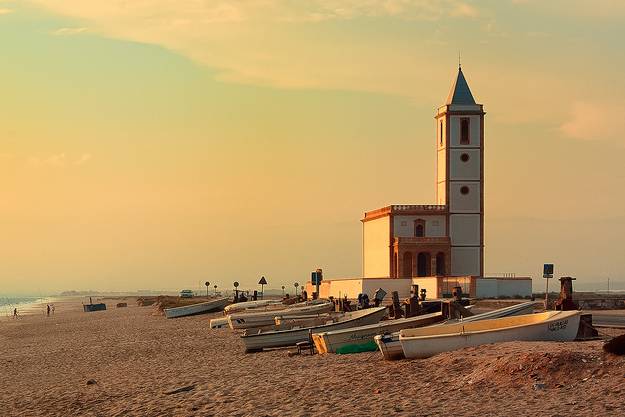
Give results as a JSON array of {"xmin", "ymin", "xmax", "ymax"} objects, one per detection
[
  {"xmin": 13, "ymin": 308, "xmax": 17, "ymax": 318},
  {"xmin": 46, "ymin": 304, "xmax": 51, "ymax": 317}
]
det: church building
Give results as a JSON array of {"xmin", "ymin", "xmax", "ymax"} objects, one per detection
[{"xmin": 308, "ymin": 67, "xmax": 532, "ymax": 300}]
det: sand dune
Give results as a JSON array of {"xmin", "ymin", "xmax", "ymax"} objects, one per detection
[{"xmin": 1, "ymin": 300, "xmax": 623, "ymax": 416}]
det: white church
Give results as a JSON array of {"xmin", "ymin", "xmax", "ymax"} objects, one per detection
[{"xmin": 307, "ymin": 67, "xmax": 532, "ymax": 300}]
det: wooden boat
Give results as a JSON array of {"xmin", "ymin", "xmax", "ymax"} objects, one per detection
[
  {"xmin": 227, "ymin": 302, "xmax": 333, "ymax": 330},
  {"xmin": 312, "ymin": 311, "xmax": 444, "ymax": 354},
  {"xmin": 209, "ymin": 317, "xmax": 230, "ymax": 329},
  {"xmin": 223, "ymin": 299, "xmax": 284, "ymax": 314},
  {"xmin": 374, "ymin": 301, "xmax": 537, "ymax": 360},
  {"xmin": 164, "ymin": 298, "xmax": 230, "ymax": 319},
  {"xmin": 241, "ymin": 307, "xmax": 388, "ymax": 353},
  {"xmin": 400, "ymin": 310, "xmax": 581, "ymax": 359}
]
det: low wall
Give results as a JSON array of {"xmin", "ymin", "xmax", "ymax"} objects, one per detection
[{"xmin": 477, "ymin": 277, "xmax": 532, "ymax": 298}]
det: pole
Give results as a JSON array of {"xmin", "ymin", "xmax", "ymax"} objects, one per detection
[{"xmin": 544, "ymin": 276, "xmax": 549, "ymax": 310}]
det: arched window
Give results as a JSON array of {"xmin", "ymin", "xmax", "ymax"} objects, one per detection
[
  {"xmin": 460, "ymin": 118, "xmax": 470, "ymax": 144},
  {"xmin": 414, "ymin": 219, "xmax": 425, "ymax": 237},
  {"xmin": 417, "ymin": 252, "xmax": 431, "ymax": 277}
]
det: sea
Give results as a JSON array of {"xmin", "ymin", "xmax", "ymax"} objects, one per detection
[{"xmin": 0, "ymin": 296, "xmax": 55, "ymax": 318}]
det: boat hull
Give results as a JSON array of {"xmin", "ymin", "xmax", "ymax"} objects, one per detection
[
  {"xmin": 227, "ymin": 302, "xmax": 333, "ymax": 330},
  {"xmin": 241, "ymin": 307, "xmax": 388, "ymax": 353},
  {"xmin": 164, "ymin": 298, "xmax": 230, "ymax": 319},
  {"xmin": 400, "ymin": 310, "xmax": 580, "ymax": 359},
  {"xmin": 314, "ymin": 312, "xmax": 443, "ymax": 354}
]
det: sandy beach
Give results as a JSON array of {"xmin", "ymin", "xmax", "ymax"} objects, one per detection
[{"xmin": 1, "ymin": 300, "xmax": 624, "ymax": 417}]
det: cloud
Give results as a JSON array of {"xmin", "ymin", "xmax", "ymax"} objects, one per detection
[
  {"xmin": 74, "ymin": 153, "xmax": 92, "ymax": 165},
  {"xmin": 560, "ymin": 101, "xmax": 625, "ymax": 142},
  {"xmin": 53, "ymin": 27, "xmax": 88, "ymax": 36},
  {"xmin": 25, "ymin": 153, "xmax": 92, "ymax": 167}
]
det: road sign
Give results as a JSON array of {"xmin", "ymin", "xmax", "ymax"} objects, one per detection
[{"xmin": 543, "ymin": 264, "xmax": 554, "ymax": 278}]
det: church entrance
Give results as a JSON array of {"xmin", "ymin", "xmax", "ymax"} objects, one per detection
[{"xmin": 417, "ymin": 252, "xmax": 431, "ymax": 277}]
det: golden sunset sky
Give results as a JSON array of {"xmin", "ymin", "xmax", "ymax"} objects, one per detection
[{"xmin": 2, "ymin": 1, "xmax": 624, "ymax": 294}]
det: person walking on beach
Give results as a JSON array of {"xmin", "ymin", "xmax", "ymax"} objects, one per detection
[
  {"xmin": 47, "ymin": 304, "xmax": 51, "ymax": 317},
  {"xmin": 13, "ymin": 308, "xmax": 18, "ymax": 319}
]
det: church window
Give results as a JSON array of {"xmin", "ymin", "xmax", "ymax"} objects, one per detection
[
  {"xmin": 461, "ymin": 153, "xmax": 469, "ymax": 162},
  {"xmin": 460, "ymin": 118, "xmax": 470, "ymax": 144},
  {"xmin": 460, "ymin": 186, "xmax": 470, "ymax": 195},
  {"xmin": 414, "ymin": 219, "xmax": 425, "ymax": 237},
  {"xmin": 439, "ymin": 121, "xmax": 443, "ymax": 145}
]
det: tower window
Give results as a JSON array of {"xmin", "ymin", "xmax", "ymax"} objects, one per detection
[
  {"xmin": 414, "ymin": 219, "xmax": 425, "ymax": 237},
  {"xmin": 460, "ymin": 186, "xmax": 470, "ymax": 195},
  {"xmin": 439, "ymin": 121, "xmax": 443, "ymax": 145},
  {"xmin": 460, "ymin": 118, "xmax": 470, "ymax": 144},
  {"xmin": 461, "ymin": 153, "xmax": 470, "ymax": 162}
]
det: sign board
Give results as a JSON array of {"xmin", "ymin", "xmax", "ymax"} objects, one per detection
[
  {"xmin": 543, "ymin": 264, "xmax": 554, "ymax": 279},
  {"xmin": 311, "ymin": 270, "xmax": 323, "ymax": 285},
  {"xmin": 258, "ymin": 277, "xmax": 267, "ymax": 285}
]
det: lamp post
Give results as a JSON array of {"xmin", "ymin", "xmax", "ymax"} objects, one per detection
[
  {"xmin": 233, "ymin": 281, "xmax": 239, "ymax": 302},
  {"xmin": 281, "ymin": 286, "xmax": 285, "ymax": 296},
  {"xmin": 205, "ymin": 281, "xmax": 210, "ymax": 298},
  {"xmin": 294, "ymin": 282, "xmax": 299, "ymax": 297},
  {"xmin": 258, "ymin": 276, "xmax": 268, "ymax": 300}
]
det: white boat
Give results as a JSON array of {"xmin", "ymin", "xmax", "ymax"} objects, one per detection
[
  {"xmin": 223, "ymin": 299, "xmax": 284, "ymax": 314},
  {"xmin": 399, "ymin": 310, "xmax": 581, "ymax": 359},
  {"xmin": 164, "ymin": 298, "xmax": 230, "ymax": 319},
  {"xmin": 209, "ymin": 317, "xmax": 230, "ymax": 329},
  {"xmin": 227, "ymin": 302, "xmax": 333, "ymax": 330},
  {"xmin": 374, "ymin": 301, "xmax": 537, "ymax": 360},
  {"xmin": 312, "ymin": 311, "xmax": 444, "ymax": 354},
  {"xmin": 241, "ymin": 307, "xmax": 388, "ymax": 353}
]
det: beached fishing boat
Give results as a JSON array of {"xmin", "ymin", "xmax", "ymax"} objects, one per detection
[
  {"xmin": 164, "ymin": 298, "xmax": 230, "ymax": 319},
  {"xmin": 399, "ymin": 310, "xmax": 581, "ymax": 359},
  {"xmin": 209, "ymin": 317, "xmax": 230, "ymax": 329},
  {"xmin": 312, "ymin": 311, "xmax": 444, "ymax": 354},
  {"xmin": 227, "ymin": 302, "xmax": 333, "ymax": 330},
  {"xmin": 223, "ymin": 299, "xmax": 284, "ymax": 315},
  {"xmin": 241, "ymin": 307, "xmax": 388, "ymax": 353},
  {"xmin": 374, "ymin": 301, "xmax": 537, "ymax": 360}
]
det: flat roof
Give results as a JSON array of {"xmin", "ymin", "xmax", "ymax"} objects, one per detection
[{"xmin": 362, "ymin": 204, "xmax": 447, "ymax": 222}]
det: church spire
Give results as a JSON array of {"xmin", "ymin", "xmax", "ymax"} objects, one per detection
[{"xmin": 445, "ymin": 67, "xmax": 476, "ymax": 105}]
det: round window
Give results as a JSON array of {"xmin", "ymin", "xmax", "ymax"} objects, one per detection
[
  {"xmin": 460, "ymin": 186, "xmax": 470, "ymax": 195},
  {"xmin": 461, "ymin": 153, "xmax": 470, "ymax": 162}
]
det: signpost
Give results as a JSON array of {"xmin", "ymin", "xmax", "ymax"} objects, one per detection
[
  {"xmin": 233, "ymin": 281, "xmax": 240, "ymax": 302},
  {"xmin": 214, "ymin": 284, "xmax": 218, "ymax": 295},
  {"xmin": 311, "ymin": 268, "xmax": 323, "ymax": 299},
  {"xmin": 294, "ymin": 282, "xmax": 299, "ymax": 297},
  {"xmin": 281, "ymin": 285, "xmax": 285, "ymax": 296},
  {"xmin": 258, "ymin": 276, "xmax": 268, "ymax": 299},
  {"xmin": 205, "ymin": 281, "xmax": 210, "ymax": 298},
  {"xmin": 543, "ymin": 264, "xmax": 554, "ymax": 309}
]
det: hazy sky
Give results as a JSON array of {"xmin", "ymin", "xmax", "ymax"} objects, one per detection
[{"xmin": 2, "ymin": 1, "xmax": 625, "ymax": 295}]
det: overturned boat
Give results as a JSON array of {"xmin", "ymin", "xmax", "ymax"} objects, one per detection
[
  {"xmin": 241, "ymin": 307, "xmax": 388, "ymax": 353},
  {"xmin": 164, "ymin": 298, "xmax": 230, "ymax": 319},
  {"xmin": 399, "ymin": 310, "xmax": 581, "ymax": 359},
  {"xmin": 227, "ymin": 302, "xmax": 333, "ymax": 330},
  {"xmin": 313, "ymin": 311, "xmax": 444, "ymax": 354},
  {"xmin": 223, "ymin": 299, "xmax": 284, "ymax": 315},
  {"xmin": 374, "ymin": 300, "xmax": 537, "ymax": 360}
]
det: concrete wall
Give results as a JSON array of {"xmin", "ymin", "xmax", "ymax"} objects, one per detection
[
  {"xmin": 363, "ymin": 216, "xmax": 390, "ymax": 278},
  {"xmin": 476, "ymin": 277, "xmax": 533, "ymax": 298}
]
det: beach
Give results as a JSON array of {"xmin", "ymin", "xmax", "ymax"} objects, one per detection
[{"xmin": 1, "ymin": 299, "xmax": 624, "ymax": 417}]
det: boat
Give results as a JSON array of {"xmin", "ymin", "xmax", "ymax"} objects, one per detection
[
  {"xmin": 223, "ymin": 299, "xmax": 284, "ymax": 314},
  {"xmin": 227, "ymin": 302, "xmax": 333, "ymax": 330},
  {"xmin": 374, "ymin": 300, "xmax": 537, "ymax": 360},
  {"xmin": 241, "ymin": 307, "xmax": 388, "ymax": 353},
  {"xmin": 312, "ymin": 311, "xmax": 444, "ymax": 354},
  {"xmin": 164, "ymin": 298, "xmax": 230, "ymax": 319},
  {"xmin": 399, "ymin": 310, "xmax": 581, "ymax": 359},
  {"xmin": 209, "ymin": 317, "xmax": 230, "ymax": 329}
]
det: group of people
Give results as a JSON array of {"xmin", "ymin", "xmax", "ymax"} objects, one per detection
[{"xmin": 11, "ymin": 304, "xmax": 55, "ymax": 318}]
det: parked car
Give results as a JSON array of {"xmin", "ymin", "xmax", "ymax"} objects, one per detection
[{"xmin": 179, "ymin": 290, "xmax": 194, "ymax": 298}]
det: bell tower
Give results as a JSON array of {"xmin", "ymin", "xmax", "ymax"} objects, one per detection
[{"xmin": 435, "ymin": 66, "xmax": 484, "ymax": 277}]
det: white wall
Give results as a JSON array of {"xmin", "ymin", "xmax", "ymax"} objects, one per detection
[
  {"xmin": 436, "ymin": 182, "xmax": 446, "ymax": 205},
  {"xmin": 411, "ymin": 277, "xmax": 438, "ymax": 300},
  {"xmin": 451, "ymin": 247, "xmax": 480, "ymax": 276},
  {"xmin": 449, "ymin": 182, "xmax": 480, "ymax": 213},
  {"xmin": 449, "ymin": 214, "xmax": 480, "ymax": 245},
  {"xmin": 393, "ymin": 215, "xmax": 446, "ymax": 238},
  {"xmin": 450, "ymin": 149, "xmax": 480, "ymax": 180},
  {"xmin": 363, "ymin": 216, "xmax": 390, "ymax": 278},
  {"xmin": 476, "ymin": 278, "xmax": 532, "ymax": 298}
]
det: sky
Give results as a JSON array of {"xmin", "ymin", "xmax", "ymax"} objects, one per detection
[{"xmin": 1, "ymin": 0, "xmax": 625, "ymax": 295}]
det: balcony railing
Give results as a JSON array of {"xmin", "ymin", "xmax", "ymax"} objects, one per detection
[{"xmin": 394, "ymin": 236, "xmax": 450, "ymax": 245}]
